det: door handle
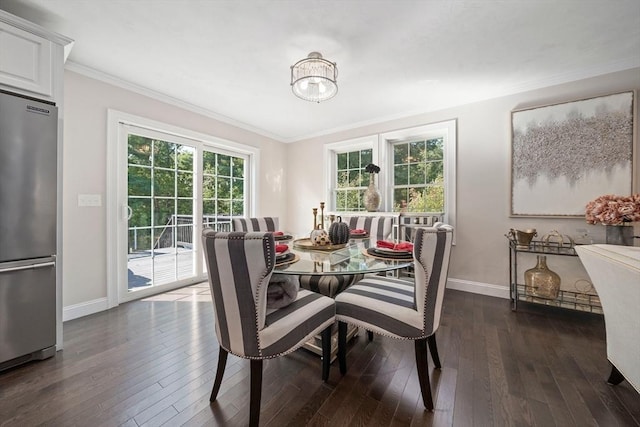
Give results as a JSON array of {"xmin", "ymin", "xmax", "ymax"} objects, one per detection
[
  {"xmin": 0, "ymin": 262, "xmax": 55, "ymax": 274},
  {"xmin": 123, "ymin": 205, "xmax": 133, "ymax": 220}
]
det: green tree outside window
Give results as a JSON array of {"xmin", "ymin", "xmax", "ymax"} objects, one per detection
[{"xmin": 392, "ymin": 137, "xmax": 444, "ymax": 212}]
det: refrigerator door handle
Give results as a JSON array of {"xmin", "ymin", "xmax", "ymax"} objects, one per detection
[{"xmin": 0, "ymin": 261, "xmax": 55, "ymax": 274}]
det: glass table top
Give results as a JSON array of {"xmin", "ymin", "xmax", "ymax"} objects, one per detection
[{"xmin": 274, "ymin": 239, "xmax": 413, "ymax": 276}]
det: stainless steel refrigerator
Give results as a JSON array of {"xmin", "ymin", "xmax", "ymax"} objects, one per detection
[{"xmin": 0, "ymin": 89, "xmax": 58, "ymax": 370}]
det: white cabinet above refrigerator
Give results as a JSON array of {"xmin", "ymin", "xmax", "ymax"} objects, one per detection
[{"xmin": 0, "ymin": 10, "xmax": 73, "ymax": 101}]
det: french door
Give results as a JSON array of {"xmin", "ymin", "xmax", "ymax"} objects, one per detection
[
  {"xmin": 113, "ymin": 119, "xmax": 251, "ymax": 303},
  {"xmin": 125, "ymin": 128, "xmax": 199, "ymax": 296}
]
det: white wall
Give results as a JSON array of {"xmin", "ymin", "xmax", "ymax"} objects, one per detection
[
  {"xmin": 62, "ymin": 70, "xmax": 288, "ymax": 308},
  {"xmin": 287, "ymin": 68, "xmax": 640, "ymax": 295},
  {"xmin": 61, "ymin": 67, "xmax": 639, "ymax": 313}
]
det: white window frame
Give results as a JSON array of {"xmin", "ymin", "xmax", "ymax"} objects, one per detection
[
  {"xmin": 106, "ymin": 109, "xmax": 259, "ymax": 306},
  {"xmin": 323, "ymin": 135, "xmax": 378, "ymax": 212},
  {"xmin": 380, "ymin": 119, "xmax": 457, "ymax": 228},
  {"xmin": 322, "ymin": 120, "xmax": 456, "ymax": 230}
]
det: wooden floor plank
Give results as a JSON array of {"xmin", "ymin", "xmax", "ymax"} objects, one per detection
[
  {"xmin": 1, "ymin": 286, "xmax": 639, "ymax": 427},
  {"xmin": 451, "ymin": 361, "xmax": 474, "ymax": 427},
  {"xmin": 284, "ymin": 383, "xmax": 334, "ymax": 427},
  {"xmin": 368, "ymin": 342, "xmax": 417, "ymax": 427}
]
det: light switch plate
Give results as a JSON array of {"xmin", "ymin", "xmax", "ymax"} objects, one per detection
[{"xmin": 78, "ymin": 194, "xmax": 102, "ymax": 207}]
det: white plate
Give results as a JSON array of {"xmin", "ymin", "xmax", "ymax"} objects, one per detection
[{"xmin": 375, "ymin": 247, "xmax": 412, "ymax": 255}]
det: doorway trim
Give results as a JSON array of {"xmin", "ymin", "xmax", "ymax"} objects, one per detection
[{"xmin": 106, "ymin": 109, "xmax": 260, "ymax": 308}]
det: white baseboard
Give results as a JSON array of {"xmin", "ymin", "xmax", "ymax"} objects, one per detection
[
  {"xmin": 63, "ymin": 297, "xmax": 109, "ymax": 322},
  {"xmin": 61, "ymin": 279, "xmax": 506, "ymax": 322},
  {"xmin": 447, "ymin": 278, "xmax": 510, "ymax": 299}
]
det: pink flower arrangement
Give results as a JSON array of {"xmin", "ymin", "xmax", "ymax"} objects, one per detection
[{"xmin": 585, "ymin": 193, "xmax": 640, "ymax": 225}]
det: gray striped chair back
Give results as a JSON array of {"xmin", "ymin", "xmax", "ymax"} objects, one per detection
[
  {"xmin": 232, "ymin": 217, "xmax": 279, "ymax": 232},
  {"xmin": 414, "ymin": 224, "xmax": 454, "ymax": 335},
  {"xmin": 202, "ymin": 230, "xmax": 275, "ymax": 357},
  {"xmin": 341, "ymin": 215, "xmax": 394, "ymax": 241},
  {"xmin": 335, "ymin": 224, "xmax": 453, "ymax": 339}
]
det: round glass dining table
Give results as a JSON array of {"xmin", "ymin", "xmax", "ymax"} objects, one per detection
[
  {"xmin": 273, "ymin": 238, "xmax": 413, "ymax": 359},
  {"xmin": 274, "ymin": 238, "xmax": 413, "ymax": 276}
]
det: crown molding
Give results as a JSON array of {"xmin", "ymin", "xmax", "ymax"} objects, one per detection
[
  {"xmin": 66, "ymin": 57, "xmax": 639, "ymax": 145},
  {"xmin": 64, "ymin": 61, "xmax": 285, "ymax": 142},
  {"xmin": 500, "ymin": 56, "xmax": 640, "ymax": 95},
  {"xmin": 0, "ymin": 9, "xmax": 73, "ymax": 47},
  {"xmin": 286, "ymin": 57, "xmax": 640, "ymax": 143}
]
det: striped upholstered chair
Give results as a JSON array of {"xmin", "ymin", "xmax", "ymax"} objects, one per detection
[
  {"xmin": 202, "ymin": 230, "xmax": 335, "ymax": 427},
  {"xmin": 232, "ymin": 216, "xmax": 279, "ymax": 232},
  {"xmin": 335, "ymin": 224, "xmax": 454, "ymax": 411},
  {"xmin": 341, "ymin": 215, "xmax": 395, "ymax": 241}
]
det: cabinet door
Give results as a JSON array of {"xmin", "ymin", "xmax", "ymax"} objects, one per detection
[{"xmin": 0, "ymin": 21, "xmax": 52, "ymax": 96}]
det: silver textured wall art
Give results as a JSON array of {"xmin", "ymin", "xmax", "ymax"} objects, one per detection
[{"xmin": 511, "ymin": 91, "xmax": 634, "ymax": 217}]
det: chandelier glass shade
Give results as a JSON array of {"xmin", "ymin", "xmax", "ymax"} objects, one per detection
[{"xmin": 290, "ymin": 52, "xmax": 338, "ymax": 103}]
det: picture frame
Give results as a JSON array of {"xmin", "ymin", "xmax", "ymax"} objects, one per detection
[{"xmin": 510, "ymin": 91, "xmax": 635, "ymax": 217}]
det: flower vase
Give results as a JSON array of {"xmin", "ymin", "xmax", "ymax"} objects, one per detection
[
  {"xmin": 524, "ymin": 255, "xmax": 561, "ymax": 299},
  {"xmin": 363, "ymin": 173, "xmax": 381, "ymax": 212},
  {"xmin": 605, "ymin": 225, "xmax": 634, "ymax": 246}
]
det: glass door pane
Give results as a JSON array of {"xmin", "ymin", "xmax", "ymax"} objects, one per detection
[
  {"xmin": 202, "ymin": 150, "xmax": 245, "ymax": 231},
  {"xmin": 127, "ymin": 134, "xmax": 197, "ymax": 292},
  {"xmin": 201, "ymin": 149, "xmax": 247, "ymax": 273}
]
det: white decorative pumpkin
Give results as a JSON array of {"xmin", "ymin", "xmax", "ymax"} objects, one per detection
[
  {"xmin": 312, "ymin": 231, "xmax": 331, "ymax": 246},
  {"xmin": 316, "ymin": 234, "xmax": 332, "ymax": 246}
]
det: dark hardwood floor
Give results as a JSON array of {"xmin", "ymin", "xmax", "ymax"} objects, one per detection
[{"xmin": 1, "ymin": 283, "xmax": 639, "ymax": 426}]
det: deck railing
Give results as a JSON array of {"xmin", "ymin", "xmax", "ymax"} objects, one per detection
[{"xmin": 129, "ymin": 215, "xmax": 234, "ymax": 253}]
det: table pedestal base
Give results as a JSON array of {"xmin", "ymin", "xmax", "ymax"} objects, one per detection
[{"xmin": 303, "ymin": 322, "xmax": 358, "ymax": 362}]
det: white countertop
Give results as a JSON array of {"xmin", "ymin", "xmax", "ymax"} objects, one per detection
[{"xmin": 575, "ymin": 244, "xmax": 640, "ymax": 272}]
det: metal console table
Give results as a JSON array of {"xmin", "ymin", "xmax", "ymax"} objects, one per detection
[{"xmin": 508, "ymin": 239, "xmax": 602, "ymax": 314}]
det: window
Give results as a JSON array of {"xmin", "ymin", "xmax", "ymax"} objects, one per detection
[
  {"xmin": 382, "ymin": 120, "xmax": 456, "ymax": 225},
  {"xmin": 391, "ymin": 137, "xmax": 444, "ymax": 212},
  {"xmin": 324, "ymin": 120, "xmax": 456, "ymax": 227},
  {"xmin": 324, "ymin": 136, "xmax": 377, "ymax": 212},
  {"xmin": 335, "ymin": 148, "xmax": 373, "ymax": 211}
]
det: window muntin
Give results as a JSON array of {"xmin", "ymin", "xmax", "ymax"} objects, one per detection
[
  {"xmin": 392, "ymin": 137, "xmax": 444, "ymax": 212},
  {"xmin": 335, "ymin": 148, "xmax": 373, "ymax": 211},
  {"xmin": 324, "ymin": 120, "xmax": 455, "ymax": 231},
  {"xmin": 128, "ymin": 136, "xmax": 198, "ymax": 256},
  {"xmin": 126, "ymin": 131, "xmax": 250, "ymax": 292},
  {"xmin": 110, "ymin": 110, "xmax": 260, "ymax": 305},
  {"xmin": 202, "ymin": 151, "xmax": 246, "ymax": 223}
]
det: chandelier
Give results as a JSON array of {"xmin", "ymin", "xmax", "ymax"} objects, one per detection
[{"xmin": 290, "ymin": 52, "xmax": 338, "ymax": 103}]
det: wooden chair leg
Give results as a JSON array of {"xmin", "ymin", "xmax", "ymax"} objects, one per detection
[
  {"xmin": 367, "ymin": 330, "xmax": 374, "ymax": 341},
  {"xmin": 321, "ymin": 326, "xmax": 331, "ymax": 381},
  {"xmin": 607, "ymin": 363, "xmax": 625, "ymax": 385},
  {"xmin": 427, "ymin": 334, "xmax": 441, "ymax": 369},
  {"xmin": 338, "ymin": 321, "xmax": 347, "ymax": 375},
  {"xmin": 249, "ymin": 359, "xmax": 263, "ymax": 427},
  {"xmin": 415, "ymin": 338, "xmax": 434, "ymax": 411},
  {"xmin": 210, "ymin": 348, "xmax": 228, "ymax": 402}
]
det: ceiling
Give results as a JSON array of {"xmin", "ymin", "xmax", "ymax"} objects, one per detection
[{"xmin": 2, "ymin": 0, "xmax": 639, "ymax": 143}]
